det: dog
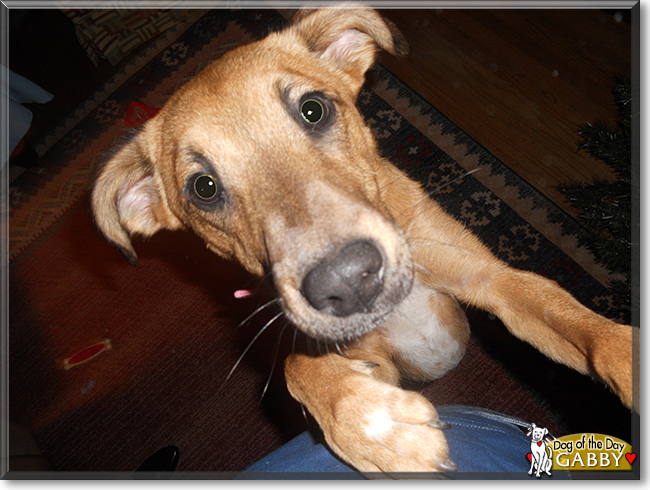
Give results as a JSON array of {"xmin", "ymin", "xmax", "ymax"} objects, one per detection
[
  {"xmin": 91, "ymin": 5, "xmax": 635, "ymax": 474},
  {"xmin": 528, "ymin": 424, "xmax": 553, "ymax": 477}
]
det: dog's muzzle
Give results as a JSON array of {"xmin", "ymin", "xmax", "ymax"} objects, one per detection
[{"xmin": 300, "ymin": 240, "xmax": 384, "ymax": 317}]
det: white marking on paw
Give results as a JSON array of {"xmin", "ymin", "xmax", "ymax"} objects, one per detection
[{"xmin": 366, "ymin": 410, "xmax": 394, "ymax": 440}]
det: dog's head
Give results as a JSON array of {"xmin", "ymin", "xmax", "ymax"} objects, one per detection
[
  {"xmin": 92, "ymin": 5, "xmax": 414, "ymax": 341},
  {"xmin": 529, "ymin": 424, "xmax": 549, "ymax": 443}
]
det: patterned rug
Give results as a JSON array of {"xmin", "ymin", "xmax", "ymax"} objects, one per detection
[{"xmin": 9, "ymin": 9, "xmax": 632, "ymax": 475}]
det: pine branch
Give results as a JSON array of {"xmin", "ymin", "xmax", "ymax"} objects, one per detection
[{"xmin": 556, "ymin": 75, "xmax": 632, "ymax": 321}]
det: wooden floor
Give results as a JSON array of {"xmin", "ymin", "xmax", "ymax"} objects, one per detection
[{"xmin": 380, "ymin": 9, "xmax": 632, "ymax": 218}]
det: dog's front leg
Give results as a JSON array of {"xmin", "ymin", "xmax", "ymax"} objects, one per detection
[
  {"xmin": 390, "ymin": 177, "xmax": 636, "ymax": 410},
  {"xmin": 284, "ymin": 331, "xmax": 457, "ymax": 474},
  {"xmin": 527, "ymin": 454, "xmax": 536, "ymax": 476}
]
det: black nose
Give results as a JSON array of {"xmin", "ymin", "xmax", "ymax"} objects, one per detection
[{"xmin": 300, "ymin": 240, "xmax": 384, "ymax": 317}]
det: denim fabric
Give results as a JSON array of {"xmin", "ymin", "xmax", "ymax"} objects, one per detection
[{"xmin": 238, "ymin": 405, "xmax": 568, "ymax": 479}]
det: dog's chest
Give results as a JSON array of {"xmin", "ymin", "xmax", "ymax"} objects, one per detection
[{"xmin": 380, "ymin": 280, "xmax": 465, "ymax": 378}]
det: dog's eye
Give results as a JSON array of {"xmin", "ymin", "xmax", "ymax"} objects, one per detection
[
  {"xmin": 301, "ymin": 99, "xmax": 324, "ymax": 124},
  {"xmin": 187, "ymin": 172, "xmax": 225, "ymax": 211},
  {"xmin": 298, "ymin": 92, "xmax": 333, "ymax": 131},
  {"xmin": 194, "ymin": 174, "xmax": 218, "ymax": 200}
]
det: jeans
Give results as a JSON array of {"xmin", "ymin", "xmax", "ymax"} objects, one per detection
[{"xmin": 239, "ymin": 405, "xmax": 568, "ymax": 479}]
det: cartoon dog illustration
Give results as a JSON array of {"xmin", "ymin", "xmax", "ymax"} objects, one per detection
[{"xmin": 528, "ymin": 424, "xmax": 553, "ymax": 477}]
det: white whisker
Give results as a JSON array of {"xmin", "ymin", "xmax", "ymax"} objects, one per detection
[
  {"xmin": 236, "ymin": 298, "xmax": 279, "ymax": 329},
  {"xmin": 417, "ymin": 167, "xmax": 483, "ymax": 205},
  {"xmin": 335, "ymin": 342, "xmax": 346, "ymax": 357},
  {"xmin": 292, "ymin": 326, "xmax": 298, "ymax": 355},
  {"xmin": 217, "ymin": 311, "xmax": 283, "ymax": 396},
  {"xmin": 450, "ymin": 294, "xmax": 462, "ymax": 310},
  {"xmin": 290, "ymin": 327, "xmax": 311, "ymax": 425},
  {"xmin": 300, "ymin": 401, "xmax": 309, "ymax": 425},
  {"xmin": 324, "ymin": 340, "xmax": 337, "ymax": 369},
  {"xmin": 413, "ymin": 262, "xmax": 429, "ymax": 275},
  {"xmin": 410, "ymin": 238, "xmax": 480, "ymax": 259},
  {"xmin": 397, "ymin": 168, "xmax": 483, "ymax": 231},
  {"xmin": 260, "ymin": 322, "xmax": 289, "ymax": 403}
]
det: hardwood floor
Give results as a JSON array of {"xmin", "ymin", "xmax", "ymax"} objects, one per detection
[{"xmin": 380, "ymin": 9, "xmax": 632, "ymax": 218}]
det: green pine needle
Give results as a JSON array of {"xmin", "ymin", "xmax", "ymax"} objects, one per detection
[{"xmin": 556, "ymin": 75, "xmax": 632, "ymax": 321}]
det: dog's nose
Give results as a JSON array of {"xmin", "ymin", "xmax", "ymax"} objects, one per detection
[{"xmin": 300, "ymin": 240, "xmax": 384, "ymax": 317}]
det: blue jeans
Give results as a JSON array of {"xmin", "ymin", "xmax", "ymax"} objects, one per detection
[{"xmin": 239, "ymin": 405, "xmax": 569, "ymax": 479}]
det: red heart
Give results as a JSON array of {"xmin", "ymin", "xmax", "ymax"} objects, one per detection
[
  {"xmin": 526, "ymin": 453, "xmax": 532, "ymax": 462},
  {"xmin": 537, "ymin": 441, "xmax": 543, "ymax": 446},
  {"xmin": 625, "ymin": 453, "xmax": 636, "ymax": 464}
]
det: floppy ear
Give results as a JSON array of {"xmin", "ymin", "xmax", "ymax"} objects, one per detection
[
  {"xmin": 291, "ymin": 4, "xmax": 408, "ymax": 92},
  {"xmin": 91, "ymin": 133, "xmax": 183, "ymax": 265}
]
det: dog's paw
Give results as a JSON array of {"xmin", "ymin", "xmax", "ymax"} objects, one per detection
[
  {"xmin": 593, "ymin": 324, "xmax": 636, "ymax": 411},
  {"xmin": 324, "ymin": 371, "xmax": 458, "ymax": 474}
]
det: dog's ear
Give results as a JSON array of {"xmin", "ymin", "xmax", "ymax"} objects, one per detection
[
  {"xmin": 91, "ymin": 133, "xmax": 182, "ymax": 265},
  {"xmin": 291, "ymin": 4, "xmax": 408, "ymax": 92}
]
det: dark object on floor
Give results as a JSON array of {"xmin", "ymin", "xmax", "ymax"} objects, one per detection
[
  {"xmin": 8, "ymin": 422, "xmax": 55, "ymax": 472},
  {"xmin": 135, "ymin": 445, "xmax": 180, "ymax": 478},
  {"xmin": 10, "ymin": 143, "xmax": 39, "ymax": 169}
]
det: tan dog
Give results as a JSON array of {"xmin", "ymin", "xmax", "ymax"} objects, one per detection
[{"xmin": 91, "ymin": 5, "xmax": 635, "ymax": 474}]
